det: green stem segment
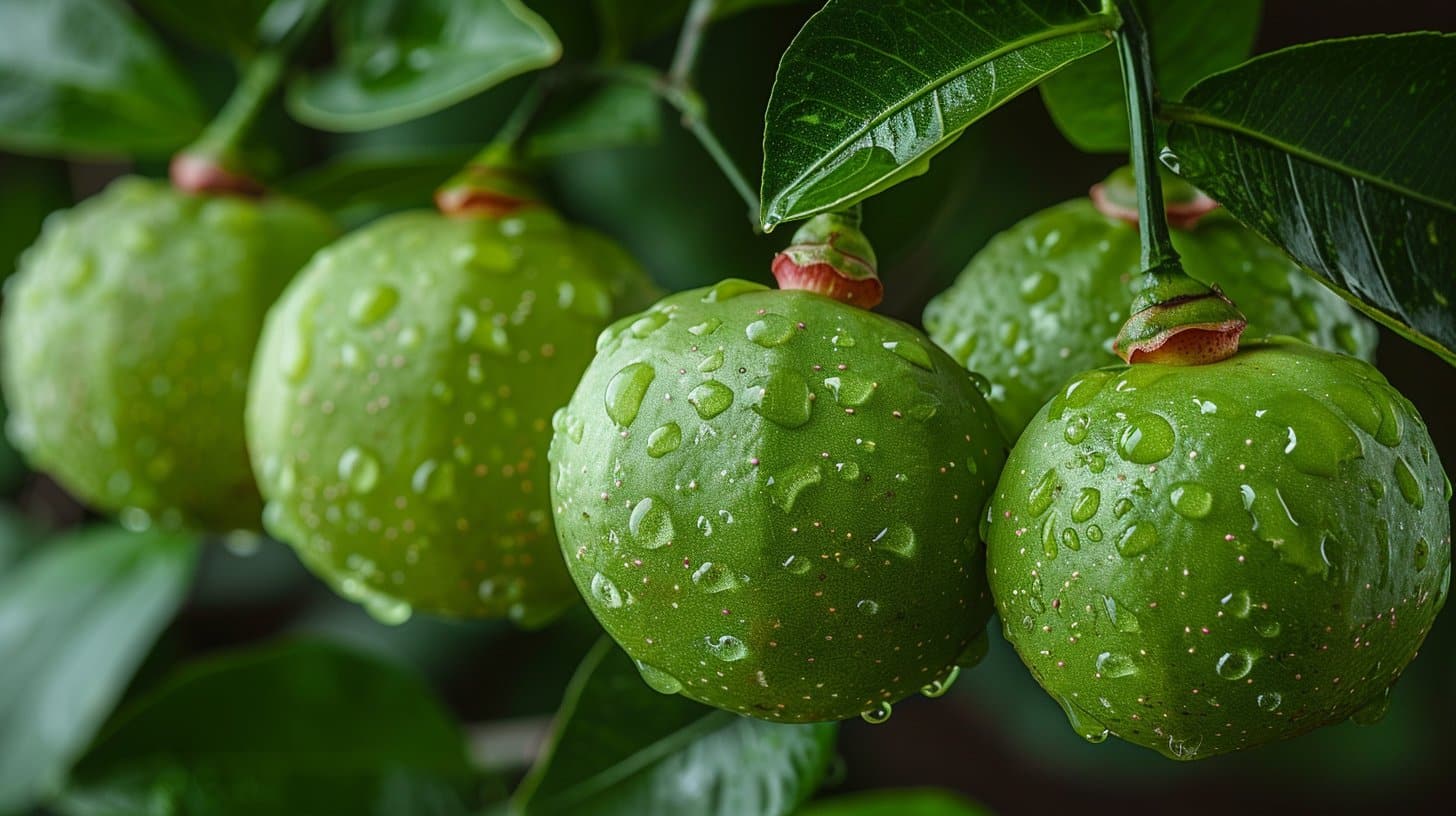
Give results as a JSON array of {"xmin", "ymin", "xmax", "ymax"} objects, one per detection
[
  {"xmin": 1110, "ymin": 0, "xmax": 1245, "ymax": 365},
  {"xmin": 435, "ymin": 84, "xmax": 547, "ymax": 218},
  {"xmin": 171, "ymin": 52, "xmax": 285, "ymax": 196}
]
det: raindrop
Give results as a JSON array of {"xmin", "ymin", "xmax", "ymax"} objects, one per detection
[
  {"xmin": 1394, "ymin": 457, "xmax": 1425, "ymax": 509},
  {"xmin": 881, "ymin": 339, "xmax": 934, "ymax": 371},
  {"xmin": 1026, "ymin": 469, "xmax": 1060, "ymax": 517},
  {"xmin": 823, "ymin": 375, "xmax": 875, "ymax": 406},
  {"xmin": 628, "ymin": 497, "xmax": 674, "ymax": 549},
  {"xmin": 1116, "ymin": 523, "xmax": 1157, "ymax": 557},
  {"xmin": 1071, "ymin": 487, "xmax": 1100, "ymax": 522},
  {"xmin": 746, "ymin": 314, "xmax": 795, "ymax": 347},
  {"xmin": 706, "ymin": 634, "xmax": 748, "ymax": 662},
  {"xmin": 748, "ymin": 370, "xmax": 812, "ymax": 428},
  {"xmin": 1095, "ymin": 651, "xmax": 1137, "ymax": 678},
  {"xmin": 688, "ymin": 317, "xmax": 722, "ymax": 336},
  {"xmin": 605, "ymin": 362, "xmax": 655, "ymax": 426},
  {"xmin": 647, "ymin": 423, "xmax": 682, "ymax": 457},
  {"xmin": 872, "ymin": 523, "xmax": 916, "ymax": 558},
  {"xmin": 688, "ymin": 380, "xmax": 734, "ymax": 419},
  {"xmin": 1170, "ymin": 482, "xmax": 1213, "ymax": 519},
  {"xmin": 636, "ymin": 661, "xmax": 683, "ymax": 694},
  {"xmin": 1257, "ymin": 691, "xmax": 1283, "ymax": 712},
  {"xmin": 1116, "ymin": 412, "xmax": 1175, "ymax": 464},
  {"xmin": 590, "ymin": 572, "xmax": 625, "ymax": 609},
  {"xmin": 348, "ymin": 284, "xmax": 399, "ymax": 326},
  {"xmin": 1215, "ymin": 650, "xmax": 1256, "ymax": 681},
  {"xmin": 338, "ymin": 447, "xmax": 380, "ymax": 493}
]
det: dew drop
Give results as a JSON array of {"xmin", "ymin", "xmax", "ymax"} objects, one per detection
[
  {"xmin": 348, "ymin": 284, "xmax": 399, "ymax": 326},
  {"xmin": 280, "ymin": 327, "xmax": 311, "ymax": 383},
  {"xmin": 1241, "ymin": 482, "xmax": 1321, "ymax": 573},
  {"xmin": 706, "ymin": 634, "xmax": 748, "ymax": 662},
  {"xmin": 1215, "ymin": 649, "xmax": 1256, "ymax": 681},
  {"xmin": 1257, "ymin": 691, "xmax": 1283, "ymax": 712},
  {"xmin": 1101, "ymin": 595, "xmax": 1141, "ymax": 633},
  {"xmin": 872, "ymin": 523, "xmax": 916, "ymax": 558},
  {"xmin": 701, "ymin": 279, "xmax": 763, "ymax": 302},
  {"xmin": 1116, "ymin": 523, "xmax": 1157, "ymax": 557},
  {"xmin": 646, "ymin": 423, "xmax": 682, "ymax": 458},
  {"xmin": 1095, "ymin": 651, "xmax": 1137, "ymax": 678},
  {"xmin": 781, "ymin": 554, "xmax": 812, "ymax": 575},
  {"xmin": 769, "ymin": 461, "xmax": 821, "ymax": 511},
  {"xmin": 1027, "ymin": 469, "xmax": 1059, "ymax": 517},
  {"xmin": 1169, "ymin": 482, "xmax": 1213, "ymax": 519},
  {"xmin": 748, "ymin": 370, "xmax": 812, "ymax": 428},
  {"xmin": 590, "ymin": 572, "xmax": 625, "ymax": 609},
  {"xmin": 1063, "ymin": 413, "xmax": 1090, "ymax": 444},
  {"xmin": 688, "ymin": 380, "xmax": 734, "ymax": 419},
  {"xmin": 629, "ymin": 497, "xmax": 675, "ymax": 549},
  {"xmin": 364, "ymin": 595, "xmax": 413, "ymax": 626},
  {"xmin": 881, "ymin": 339, "xmax": 934, "ymax": 371},
  {"xmin": 688, "ymin": 317, "xmax": 722, "ymax": 336},
  {"xmin": 1056, "ymin": 696, "xmax": 1109, "ymax": 743},
  {"xmin": 856, "ymin": 598, "xmax": 880, "ymax": 615},
  {"xmin": 1220, "ymin": 589, "xmax": 1252, "ymax": 619},
  {"xmin": 1414, "ymin": 537, "xmax": 1430, "ymax": 571},
  {"xmin": 1019, "ymin": 270, "xmax": 1059, "ymax": 303},
  {"xmin": 746, "ymin": 314, "xmax": 795, "ymax": 347},
  {"xmin": 1393, "ymin": 457, "xmax": 1425, "ymax": 509},
  {"xmin": 1117, "ymin": 412, "xmax": 1175, "ymax": 464},
  {"xmin": 636, "ymin": 661, "xmax": 683, "ymax": 695},
  {"xmin": 823, "ymin": 374, "xmax": 875, "ymax": 406},
  {"xmin": 691, "ymin": 561, "xmax": 740, "ymax": 593},
  {"xmin": 698, "ymin": 349, "xmax": 724, "ymax": 373},
  {"xmin": 630, "ymin": 311, "xmax": 669, "ymax": 338},
  {"xmin": 410, "ymin": 459, "xmax": 455, "ymax": 501},
  {"xmin": 338, "ymin": 447, "xmax": 380, "ymax": 493},
  {"xmin": 1071, "ymin": 488, "xmax": 1100, "ymax": 522},
  {"xmin": 605, "ymin": 362, "xmax": 655, "ymax": 426}
]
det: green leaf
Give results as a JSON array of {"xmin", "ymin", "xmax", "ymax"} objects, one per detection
[
  {"xmin": 134, "ymin": 0, "xmax": 324, "ymax": 56},
  {"xmin": 0, "ymin": 526, "xmax": 198, "ymax": 812},
  {"xmin": 1163, "ymin": 33, "xmax": 1456, "ymax": 364},
  {"xmin": 798, "ymin": 789, "xmax": 992, "ymax": 816},
  {"xmin": 527, "ymin": 76, "xmax": 662, "ymax": 159},
  {"xmin": 591, "ymin": 0, "xmax": 805, "ymax": 57},
  {"xmin": 513, "ymin": 639, "xmax": 838, "ymax": 816},
  {"xmin": 759, "ymin": 0, "xmax": 1119, "ymax": 230},
  {"xmin": 60, "ymin": 640, "xmax": 478, "ymax": 816},
  {"xmin": 0, "ymin": 0, "xmax": 205, "ymax": 157},
  {"xmin": 280, "ymin": 146, "xmax": 475, "ymax": 216},
  {"xmin": 287, "ymin": 0, "xmax": 561, "ymax": 131},
  {"xmin": 1040, "ymin": 0, "xmax": 1261, "ymax": 152}
]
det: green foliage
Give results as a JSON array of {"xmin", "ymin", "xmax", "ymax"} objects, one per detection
[
  {"xmin": 1040, "ymin": 0, "xmax": 1262, "ymax": 152},
  {"xmin": 287, "ymin": 0, "xmax": 561, "ymax": 131},
  {"xmin": 58, "ymin": 640, "xmax": 481, "ymax": 816},
  {"xmin": 799, "ymin": 789, "xmax": 991, "ymax": 816},
  {"xmin": 0, "ymin": 527, "xmax": 198, "ymax": 812},
  {"xmin": 0, "ymin": 0, "xmax": 204, "ymax": 157},
  {"xmin": 1164, "ymin": 33, "xmax": 1456, "ymax": 364},
  {"xmin": 513, "ymin": 638, "xmax": 838, "ymax": 815},
  {"xmin": 759, "ymin": 0, "xmax": 1119, "ymax": 230},
  {"xmin": 134, "ymin": 0, "xmax": 327, "ymax": 57}
]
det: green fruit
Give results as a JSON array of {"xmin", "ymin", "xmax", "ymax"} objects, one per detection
[
  {"xmin": 924, "ymin": 200, "xmax": 1378, "ymax": 437},
  {"xmin": 549, "ymin": 279, "xmax": 1007, "ymax": 722},
  {"xmin": 985, "ymin": 339, "xmax": 1450, "ymax": 760},
  {"xmin": 1, "ymin": 177, "xmax": 335, "ymax": 531},
  {"xmin": 248, "ymin": 208, "xmax": 656, "ymax": 623}
]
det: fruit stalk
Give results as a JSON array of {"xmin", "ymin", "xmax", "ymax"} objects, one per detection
[
  {"xmin": 771, "ymin": 207, "xmax": 884, "ymax": 308},
  {"xmin": 1110, "ymin": 0, "xmax": 1246, "ymax": 365},
  {"xmin": 434, "ymin": 89, "xmax": 547, "ymax": 218}
]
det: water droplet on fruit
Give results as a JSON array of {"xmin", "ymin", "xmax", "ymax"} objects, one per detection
[
  {"xmin": 1170, "ymin": 482, "xmax": 1213, "ymax": 519},
  {"xmin": 1019, "ymin": 270, "xmax": 1059, "ymax": 303},
  {"xmin": 1071, "ymin": 488, "xmax": 1100, "ymax": 522},
  {"xmin": 1113, "ymin": 498, "xmax": 1133, "ymax": 519},
  {"xmin": 590, "ymin": 572, "xmax": 625, "ymax": 608},
  {"xmin": 1350, "ymin": 687, "xmax": 1393, "ymax": 726},
  {"xmin": 280, "ymin": 328, "xmax": 311, "ymax": 382},
  {"xmin": 410, "ymin": 459, "xmax": 455, "ymax": 501},
  {"xmin": 1240, "ymin": 482, "xmax": 1321, "ymax": 573},
  {"xmin": 836, "ymin": 461, "xmax": 860, "ymax": 481},
  {"xmin": 921, "ymin": 666, "xmax": 962, "ymax": 698},
  {"xmin": 861, "ymin": 701, "xmax": 893, "ymax": 724},
  {"xmin": 348, "ymin": 284, "xmax": 399, "ymax": 326},
  {"xmin": 1220, "ymin": 589, "xmax": 1252, "ymax": 619},
  {"xmin": 769, "ymin": 461, "xmax": 821, "ymax": 511},
  {"xmin": 338, "ymin": 447, "xmax": 380, "ymax": 493},
  {"xmin": 1414, "ymin": 537, "xmax": 1430, "ymax": 571},
  {"xmin": 1101, "ymin": 595, "xmax": 1141, "ymax": 633},
  {"xmin": 872, "ymin": 523, "xmax": 916, "ymax": 558},
  {"xmin": 746, "ymin": 314, "xmax": 795, "ymax": 347},
  {"xmin": 688, "ymin": 317, "xmax": 722, "ymax": 336},
  {"xmin": 688, "ymin": 380, "xmax": 734, "ymax": 419},
  {"xmin": 1215, "ymin": 650, "xmax": 1256, "ymax": 680},
  {"xmin": 706, "ymin": 634, "xmax": 748, "ymax": 662},
  {"xmin": 857, "ymin": 598, "xmax": 879, "ymax": 615},
  {"xmin": 630, "ymin": 311, "xmax": 669, "ymax": 338},
  {"xmin": 1116, "ymin": 523, "xmax": 1157, "ymax": 557},
  {"xmin": 1063, "ymin": 413, "xmax": 1090, "ymax": 444},
  {"xmin": 1117, "ymin": 412, "xmax": 1175, "ymax": 464},
  {"xmin": 1062, "ymin": 528, "xmax": 1081, "ymax": 551},
  {"xmin": 881, "ymin": 339, "xmax": 934, "ymax": 371},
  {"xmin": 605, "ymin": 362, "xmax": 655, "ymax": 426},
  {"xmin": 1095, "ymin": 651, "xmax": 1137, "ymax": 678},
  {"xmin": 1394, "ymin": 456, "xmax": 1425, "ymax": 508},
  {"xmin": 701, "ymin": 279, "xmax": 761, "ymax": 302},
  {"xmin": 636, "ymin": 661, "xmax": 683, "ymax": 694},
  {"xmin": 1041, "ymin": 516, "xmax": 1059, "ymax": 559},
  {"xmin": 782, "ymin": 554, "xmax": 812, "ymax": 575},
  {"xmin": 691, "ymin": 561, "xmax": 740, "ymax": 593},
  {"xmin": 748, "ymin": 371, "xmax": 812, "ymax": 428},
  {"xmin": 646, "ymin": 423, "xmax": 681, "ymax": 457},
  {"xmin": 1027, "ymin": 469, "xmax": 1059, "ymax": 517},
  {"xmin": 823, "ymin": 375, "xmax": 875, "ymax": 406},
  {"xmin": 628, "ymin": 497, "xmax": 675, "ymax": 549},
  {"xmin": 698, "ymin": 349, "xmax": 724, "ymax": 373}
]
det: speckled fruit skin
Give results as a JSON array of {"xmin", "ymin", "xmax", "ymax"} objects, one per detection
[
  {"xmin": 1, "ymin": 177, "xmax": 335, "ymax": 531},
  {"xmin": 924, "ymin": 200, "xmax": 1378, "ymax": 437},
  {"xmin": 549, "ymin": 279, "xmax": 1008, "ymax": 722},
  {"xmin": 986, "ymin": 339, "xmax": 1451, "ymax": 760},
  {"xmin": 247, "ymin": 208, "xmax": 656, "ymax": 623}
]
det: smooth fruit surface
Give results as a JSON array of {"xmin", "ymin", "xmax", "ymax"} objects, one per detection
[
  {"xmin": 986, "ymin": 339, "xmax": 1451, "ymax": 760},
  {"xmin": 2, "ymin": 177, "xmax": 335, "ymax": 531},
  {"xmin": 248, "ymin": 208, "xmax": 656, "ymax": 622},
  {"xmin": 924, "ymin": 200, "xmax": 1378, "ymax": 437},
  {"xmin": 549, "ymin": 279, "xmax": 1007, "ymax": 722}
]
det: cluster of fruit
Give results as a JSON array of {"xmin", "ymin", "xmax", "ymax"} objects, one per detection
[{"xmin": 3, "ymin": 166, "xmax": 1447, "ymax": 760}]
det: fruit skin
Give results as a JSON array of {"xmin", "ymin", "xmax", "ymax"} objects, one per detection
[
  {"xmin": 1, "ymin": 177, "xmax": 335, "ymax": 531},
  {"xmin": 549, "ymin": 279, "xmax": 1007, "ymax": 722},
  {"xmin": 985, "ymin": 339, "xmax": 1451, "ymax": 760},
  {"xmin": 247, "ymin": 208, "xmax": 657, "ymax": 622},
  {"xmin": 924, "ymin": 200, "xmax": 1378, "ymax": 437}
]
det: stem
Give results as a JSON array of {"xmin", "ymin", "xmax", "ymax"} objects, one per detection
[
  {"xmin": 484, "ymin": 79, "xmax": 551, "ymax": 160},
  {"xmin": 1112, "ymin": 0, "xmax": 1178, "ymax": 274},
  {"xmin": 185, "ymin": 51, "xmax": 286, "ymax": 169},
  {"xmin": 668, "ymin": 0, "xmax": 717, "ymax": 86}
]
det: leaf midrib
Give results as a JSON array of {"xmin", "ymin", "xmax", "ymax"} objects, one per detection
[
  {"xmin": 767, "ymin": 8, "xmax": 1119, "ymax": 213},
  {"xmin": 1163, "ymin": 103, "xmax": 1456, "ymax": 215}
]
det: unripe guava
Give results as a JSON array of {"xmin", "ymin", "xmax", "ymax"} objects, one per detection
[
  {"xmin": 247, "ymin": 208, "xmax": 656, "ymax": 623},
  {"xmin": 924, "ymin": 201, "xmax": 1377, "ymax": 437},
  {"xmin": 1, "ymin": 177, "xmax": 335, "ymax": 531},
  {"xmin": 549, "ymin": 279, "xmax": 1007, "ymax": 722},
  {"xmin": 985, "ymin": 339, "xmax": 1450, "ymax": 760}
]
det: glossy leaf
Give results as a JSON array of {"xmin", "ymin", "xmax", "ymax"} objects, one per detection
[
  {"xmin": 1163, "ymin": 33, "xmax": 1456, "ymax": 364},
  {"xmin": 280, "ymin": 146, "xmax": 474, "ymax": 215},
  {"xmin": 0, "ymin": 527, "xmax": 198, "ymax": 812},
  {"xmin": 59, "ymin": 640, "xmax": 478, "ymax": 816},
  {"xmin": 512, "ymin": 639, "xmax": 838, "ymax": 816},
  {"xmin": 800, "ymin": 789, "xmax": 992, "ymax": 816},
  {"xmin": 134, "ymin": 0, "xmax": 324, "ymax": 55},
  {"xmin": 527, "ymin": 76, "xmax": 661, "ymax": 159},
  {"xmin": 759, "ymin": 0, "xmax": 1119, "ymax": 230},
  {"xmin": 288, "ymin": 0, "xmax": 561, "ymax": 131},
  {"xmin": 1040, "ymin": 0, "xmax": 1261, "ymax": 152},
  {"xmin": 0, "ymin": 0, "xmax": 204, "ymax": 157}
]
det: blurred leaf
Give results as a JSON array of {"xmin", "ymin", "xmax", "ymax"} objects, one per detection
[
  {"xmin": 280, "ymin": 146, "xmax": 474, "ymax": 216},
  {"xmin": 759, "ymin": 0, "xmax": 1118, "ymax": 230},
  {"xmin": 0, "ymin": 0, "xmax": 204, "ymax": 157},
  {"xmin": 134, "ymin": 0, "xmax": 325, "ymax": 56},
  {"xmin": 288, "ymin": 0, "xmax": 561, "ymax": 131},
  {"xmin": 1040, "ymin": 0, "xmax": 1261, "ymax": 152},
  {"xmin": 0, "ymin": 526, "xmax": 198, "ymax": 812},
  {"xmin": 513, "ymin": 638, "xmax": 838, "ymax": 816},
  {"xmin": 0, "ymin": 508, "xmax": 41, "ymax": 573},
  {"xmin": 527, "ymin": 74, "xmax": 661, "ymax": 159},
  {"xmin": 1164, "ymin": 33, "xmax": 1456, "ymax": 365},
  {"xmin": 591, "ymin": 0, "xmax": 805, "ymax": 57},
  {"xmin": 59, "ymin": 640, "xmax": 480, "ymax": 816},
  {"xmin": 798, "ymin": 789, "xmax": 991, "ymax": 816}
]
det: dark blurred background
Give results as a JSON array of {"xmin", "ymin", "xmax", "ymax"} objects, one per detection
[{"xmin": 2, "ymin": 2, "xmax": 1455, "ymax": 814}]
